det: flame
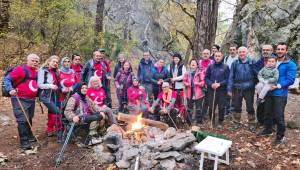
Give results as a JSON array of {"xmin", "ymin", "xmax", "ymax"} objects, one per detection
[{"xmin": 131, "ymin": 114, "xmax": 143, "ymax": 131}]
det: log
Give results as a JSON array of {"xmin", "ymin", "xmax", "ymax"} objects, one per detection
[{"xmin": 117, "ymin": 112, "xmax": 169, "ymax": 131}]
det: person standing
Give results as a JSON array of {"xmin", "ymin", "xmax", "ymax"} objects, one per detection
[
  {"xmin": 81, "ymin": 49, "xmax": 112, "ymax": 107},
  {"xmin": 168, "ymin": 53, "xmax": 186, "ymax": 112},
  {"xmin": 71, "ymin": 54, "xmax": 83, "ymax": 83},
  {"xmin": 205, "ymin": 52, "xmax": 230, "ymax": 129},
  {"xmin": 210, "ymin": 44, "xmax": 220, "ymax": 60},
  {"xmin": 58, "ymin": 57, "xmax": 77, "ymax": 109},
  {"xmin": 183, "ymin": 59, "xmax": 205, "ymax": 125},
  {"xmin": 223, "ymin": 44, "xmax": 238, "ymax": 116},
  {"xmin": 254, "ymin": 44, "xmax": 274, "ymax": 126},
  {"xmin": 151, "ymin": 58, "xmax": 169, "ymax": 100},
  {"xmin": 258, "ymin": 42, "xmax": 297, "ymax": 145},
  {"xmin": 38, "ymin": 55, "xmax": 61, "ymax": 137},
  {"xmin": 3, "ymin": 54, "xmax": 40, "ymax": 150},
  {"xmin": 137, "ymin": 51, "xmax": 154, "ymax": 104},
  {"xmin": 113, "ymin": 53, "xmax": 126, "ymax": 78},
  {"xmin": 114, "ymin": 61, "xmax": 134, "ymax": 113},
  {"xmin": 198, "ymin": 49, "xmax": 214, "ymax": 119},
  {"xmin": 228, "ymin": 46, "xmax": 257, "ymax": 132}
]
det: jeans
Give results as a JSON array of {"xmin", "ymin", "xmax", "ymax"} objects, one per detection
[
  {"xmin": 232, "ymin": 88, "xmax": 256, "ymax": 125},
  {"xmin": 187, "ymin": 98, "xmax": 203, "ymax": 123},
  {"xmin": 207, "ymin": 89, "xmax": 226, "ymax": 123},
  {"xmin": 11, "ymin": 97, "xmax": 35, "ymax": 124},
  {"xmin": 256, "ymin": 95, "xmax": 265, "ymax": 124},
  {"xmin": 264, "ymin": 96, "xmax": 287, "ymax": 139}
]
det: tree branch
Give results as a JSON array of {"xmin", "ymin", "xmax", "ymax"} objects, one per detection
[{"xmin": 171, "ymin": 0, "xmax": 196, "ymax": 22}]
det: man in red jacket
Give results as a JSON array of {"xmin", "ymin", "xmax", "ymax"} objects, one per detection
[{"xmin": 3, "ymin": 54, "xmax": 40, "ymax": 150}]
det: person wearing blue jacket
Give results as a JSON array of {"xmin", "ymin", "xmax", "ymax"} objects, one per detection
[
  {"xmin": 205, "ymin": 52, "xmax": 230, "ymax": 129},
  {"xmin": 137, "ymin": 51, "xmax": 154, "ymax": 104},
  {"xmin": 258, "ymin": 42, "xmax": 297, "ymax": 145},
  {"xmin": 228, "ymin": 46, "xmax": 256, "ymax": 132},
  {"xmin": 150, "ymin": 58, "xmax": 169, "ymax": 100}
]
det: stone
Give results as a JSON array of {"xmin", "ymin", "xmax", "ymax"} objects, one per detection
[
  {"xmin": 154, "ymin": 151, "xmax": 181, "ymax": 161},
  {"xmin": 159, "ymin": 158, "xmax": 176, "ymax": 170},
  {"xmin": 103, "ymin": 133, "xmax": 122, "ymax": 152},
  {"xmin": 287, "ymin": 120, "xmax": 300, "ymax": 129},
  {"xmin": 164, "ymin": 127, "xmax": 176, "ymax": 139},
  {"xmin": 122, "ymin": 147, "xmax": 139, "ymax": 161},
  {"xmin": 93, "ymin": 145, "xmax": 115, "ymax": 164},
  {"xmin": 106, "ymin": 124, "xmax": 126, "ymax": 138},
  {"xmin": 116, "ymin": 160, "xmax": 131, "ymax": 169},
  {"xmin": 157, "ymin": 142, "xmax": 173, "ymax": 152},
  {"xmin": 171, "ymin": 132, "xmax": 196, "ymax": 151}
]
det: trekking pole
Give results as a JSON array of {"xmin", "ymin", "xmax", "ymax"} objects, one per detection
[
  {"xmin": 166, "ymin": 109, "xmax": 178, "ymax": 130},
  {"xmin": 210, "ymin": 81, "xmax": 217, "ymax": 129},
  {"xmin": 55, "ymin": 122, "xmax": 75, "ymax": 168},
  {"xmin": 15, "ymin": 95, "xmax": 41, "ymax": 146}
]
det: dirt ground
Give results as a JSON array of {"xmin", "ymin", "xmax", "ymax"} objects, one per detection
[{"xmin": 0, "ymin": 88, "xmax": 299, "ymax": 170}]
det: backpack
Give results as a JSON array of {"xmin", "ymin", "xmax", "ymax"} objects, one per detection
[{"xmin": 2, "ymin": 65, "xmax": 29, "ymax": 97}]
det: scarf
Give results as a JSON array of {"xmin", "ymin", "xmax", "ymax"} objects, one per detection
[
  {"xmin": 60, "ymin": 57, "xmax": 73, "ymax": 74},
  {"xmin": 162, "ymin": 89, "xmax": 172, "ymax": 104}
]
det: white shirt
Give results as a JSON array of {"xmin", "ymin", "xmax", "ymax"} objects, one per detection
[
  {"xmin": 225, "ymin": 55, "xmax": 238, "ymax": 69},
  {"xmin": 168, "ymin": 64, "xmax": 186, "ymax": 90}
]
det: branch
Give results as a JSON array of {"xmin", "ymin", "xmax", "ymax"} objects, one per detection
[
  {"xmin": 176, "ymin": 29, "xmax": 193, "ymax": 48},
  {"xmin": 218, "ymin": 18, "xmax": 233, "ymax": 22},
  {"xmin": 171, "ymin": 0, "xmax": 196, "ymax": 21}
]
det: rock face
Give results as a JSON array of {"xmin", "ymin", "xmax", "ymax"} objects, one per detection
[
  {"xmin": 104, "ymin": 0, "xmax": 173, "ymax": 59},
  {"xmin": 223, "ymin": 0, "xmax": 300, "ymax": 60}
]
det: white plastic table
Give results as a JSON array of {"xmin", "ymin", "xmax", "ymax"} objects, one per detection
[{"xmin": 195, "ymin": 136, "xmax": 232, "ymax": 170}]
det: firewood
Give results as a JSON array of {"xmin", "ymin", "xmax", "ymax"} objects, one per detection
[{"xmin": 117, "ymin": 112, "xmax": 169, "ymax": 131}]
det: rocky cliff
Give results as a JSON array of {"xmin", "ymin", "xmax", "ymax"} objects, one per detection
[{"xmin": 222, "ymin": 0, "xmax": 299, "ymax": 61}]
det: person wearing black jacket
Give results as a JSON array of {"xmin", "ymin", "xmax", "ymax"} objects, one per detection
[{"xmin": 205, "ymin": 52, "xmax": 229, "ymax": 129}]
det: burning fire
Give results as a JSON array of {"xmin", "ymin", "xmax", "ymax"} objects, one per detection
[{"xmin": 131, "ymin": 114, "xmax": 143, "ymax": 131}]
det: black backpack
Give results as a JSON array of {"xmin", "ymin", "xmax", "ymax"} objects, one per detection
[{"xmin": 2, "ymin": 65, "xmax": 29, "ymax": 97}]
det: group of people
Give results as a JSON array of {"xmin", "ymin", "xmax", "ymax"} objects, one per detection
[{"xmin": 3, "ymin": 42, "xmax": 297, "ymax": 150}]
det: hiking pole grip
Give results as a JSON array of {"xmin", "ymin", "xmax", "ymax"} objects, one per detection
[{"xmin": 15, "ymin": 95, "xmax": 41, "ymax": 145}]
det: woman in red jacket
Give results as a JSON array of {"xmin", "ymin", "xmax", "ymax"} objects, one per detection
[
  {"xmin": 58, "ymin": 57, "xmax": 77, "ymax": 109},
  {"xmin": 183, "ymin": 59, "xmax": 205, "ymax": 125},
  {"xmin": 127, "ymin": 77, "xmax": 151, "ymax": 117}
]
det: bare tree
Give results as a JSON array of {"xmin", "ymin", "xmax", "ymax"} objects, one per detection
[
  {"xmin": 95, "ymin": 0, "xmax": 105, "ymax": 46},
  {"xmin": 0, "ymin": 0, "xmax": 10, "ymax": 36},
  {"xmin": 193, "ymin": 0, "xmax": 219, "ymax": 58}
]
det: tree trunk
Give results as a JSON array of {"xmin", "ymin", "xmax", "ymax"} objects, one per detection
[
  {"xmin": 94, "ymin": 0, "xmax": 105, "ymax": 46},
  {"xmin": 193, "ymin": 0, "xmax": 219, "ymax": 58},
  {"xmin": 0, "ymin": 0, "xmax": 10, "ymax": 36}
]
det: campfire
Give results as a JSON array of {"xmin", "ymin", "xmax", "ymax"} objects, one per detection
[
  {"xmin": 92, "ymin": 113, "xmax": 198, "ymax": 169},
  {"xmin": 126, "ymin": 113, "xmax": 147, "ymax": 143}
]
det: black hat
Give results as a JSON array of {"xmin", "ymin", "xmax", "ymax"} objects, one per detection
[{"xmin": 173, "ymin": 53, "xmax": 182, "ymax": 61}]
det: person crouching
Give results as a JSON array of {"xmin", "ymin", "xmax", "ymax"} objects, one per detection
[
  {"xmin": 64, "ymin": 83, "xmax": 116, "ymax": 144},
  {"xmin": 127, "ymin": 77, "xmax": 151, "ymax": 118}
]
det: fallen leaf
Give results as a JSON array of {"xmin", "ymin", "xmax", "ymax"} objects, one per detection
[{"xmin": 247, "ymin": 160, "xmax": 256, "ymax": 168}]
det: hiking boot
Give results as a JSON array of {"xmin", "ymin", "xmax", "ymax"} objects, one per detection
[
  {"xmin": 274, "ymin": 137, "xmax": 285, "ymax": 145},
  {"xmin": 18, "ymin": 123, "xmax": 32, "ymax": 150},
  {"xmin": 257, "ymin": 129, "xmax": 273, "ymax": 136}
]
